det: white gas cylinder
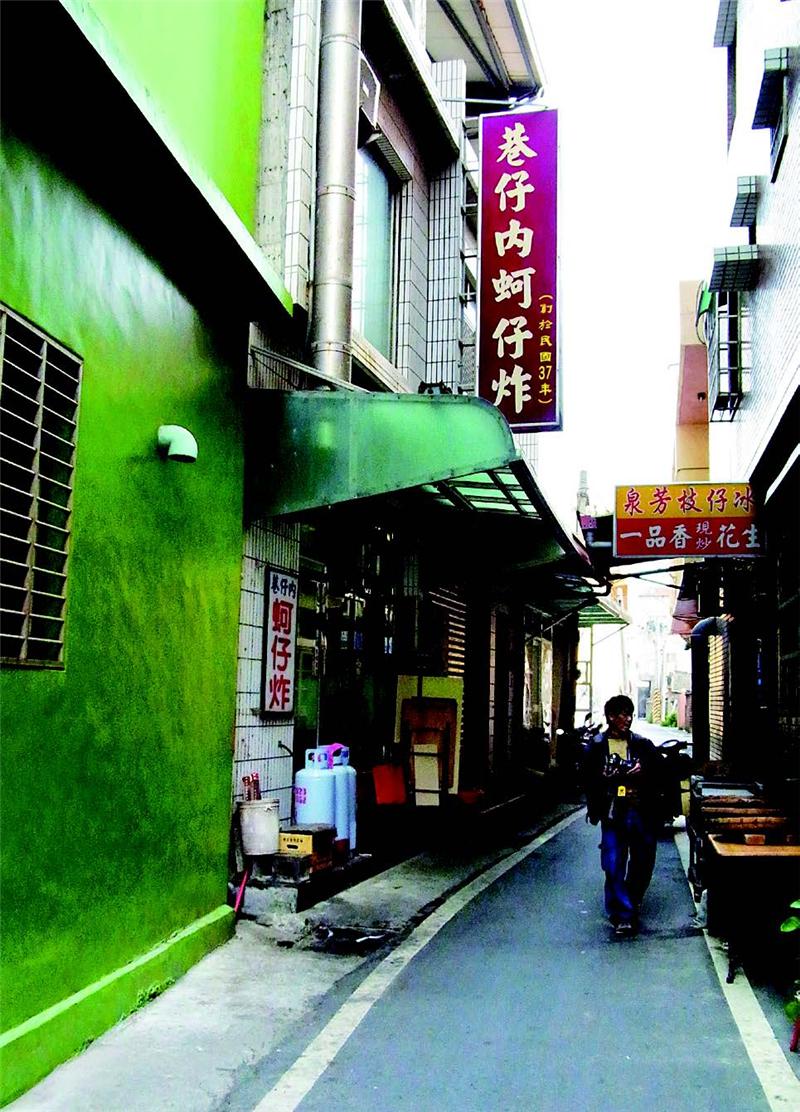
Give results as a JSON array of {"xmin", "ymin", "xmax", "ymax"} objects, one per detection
[
  {"xmin": 293, "ymin": 749, "xmax": 335, "ymax": 827},
  {"xmin": 331, "ymin": 745, "xmax": 357, "ymax": 852}
]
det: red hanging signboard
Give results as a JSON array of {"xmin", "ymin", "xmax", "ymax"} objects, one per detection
[{"xmin": 478, "ymin": 109, "xmax": 561, "ymax": 431}]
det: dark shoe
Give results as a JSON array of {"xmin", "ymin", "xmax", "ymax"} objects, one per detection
[{"xmin": 614, "ymin": 922, "xmax": 634, "ymax": 937}]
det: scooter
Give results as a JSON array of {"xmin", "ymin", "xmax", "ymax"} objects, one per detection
[
  {"xmin": 653, "ymin": 737, "xmax": 692, "ymax": 829},
  {"xmin": 555, "ymin": 713, "xmax": 602, "ymax": 795}
]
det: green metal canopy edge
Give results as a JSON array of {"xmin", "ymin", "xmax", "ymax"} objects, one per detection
[
  {"xmin": 247, "ymin": 391, "xmax": 520, "ymax": 517},
  {"xmin": 577, "ymin": 597, "xmax": 630, "ymax": 627}
]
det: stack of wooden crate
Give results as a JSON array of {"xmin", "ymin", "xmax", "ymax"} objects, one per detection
[{"xmin": 273, "ymin": 823, "xmax": 335, "ymax": 884}]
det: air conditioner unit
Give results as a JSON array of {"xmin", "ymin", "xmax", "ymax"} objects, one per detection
[{"xmin": 359, "ymin": 54, "xmax": 380, "ymax": 128}]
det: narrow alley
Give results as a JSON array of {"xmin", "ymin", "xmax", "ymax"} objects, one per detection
[
  {"xmin": 10, "ymin": 730, "xmax": 800, "ymax": 1112},
  {"xmin": 228, "ymin": 815, "xmax": 798, "ymax": 1112},
  {"xmin": 2, "ymin": 2, "xmax": 799, "ymax": 1106}
]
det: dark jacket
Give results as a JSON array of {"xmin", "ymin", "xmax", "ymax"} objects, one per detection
[{"xmin": 583, "ymin": 730, "xmax": 660, "ymax": 825}]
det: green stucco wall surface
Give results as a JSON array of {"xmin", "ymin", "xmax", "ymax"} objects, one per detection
[
  {"xmin": 67, "ymin": 0, "xmax": 266, "ymax": 231},
  {"xmin": 0, "ymin": 136, "xmax": 243, "ymax": 1097}
]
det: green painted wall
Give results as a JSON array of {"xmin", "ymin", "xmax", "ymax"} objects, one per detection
[
  {"xmin": 70, "ymin": 0, "xmax": 266, "ymax": 231},
  {"xmin": 0, "ymin": 136, "xmax": 244, "ymax": 1033}
]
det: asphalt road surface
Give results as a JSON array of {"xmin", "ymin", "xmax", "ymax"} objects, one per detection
[{"xmin": 254, "ymin": 816, "xmax": 773, "ymax": 1112}]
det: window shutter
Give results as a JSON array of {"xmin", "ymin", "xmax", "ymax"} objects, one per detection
[{"xmin": 0, "ymin": 306, "xmax": 82, "ymax": 666}]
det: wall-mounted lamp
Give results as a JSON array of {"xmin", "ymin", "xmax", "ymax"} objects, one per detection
[{"xmin": 156, "ymin": 425, "xmax": 198, "ymax": 463}]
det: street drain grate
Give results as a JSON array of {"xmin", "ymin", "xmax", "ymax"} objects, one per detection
[{"xmin": 310, "ymin": 925, "xmax": 396, "ymax": 954}]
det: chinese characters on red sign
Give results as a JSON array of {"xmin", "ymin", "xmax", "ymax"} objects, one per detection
[
  {"xmin": 263, "ymin": 569, "xmax": 298, "ymax": 714},
  {"xmin": 613, "ymin": 483, "xmax": 762, "ymax": 558},
  {"xmin": 478, "ymin": 109, "xmax": 560, "ymax": 431}
]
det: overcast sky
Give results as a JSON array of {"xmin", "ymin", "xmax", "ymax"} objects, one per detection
[{"xmin": 525, "ymin": 0, "xmax": 729, "ymax": 517}]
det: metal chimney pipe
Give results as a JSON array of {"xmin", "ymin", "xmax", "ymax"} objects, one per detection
[{"xmin": 310, "ymin": 0, "xmax": 362, "ymax": 382}]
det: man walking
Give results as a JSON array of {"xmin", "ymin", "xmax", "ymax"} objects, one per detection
[{"xmin": 583, "ymin": 695, "xmax": 661, "ymax": 936}]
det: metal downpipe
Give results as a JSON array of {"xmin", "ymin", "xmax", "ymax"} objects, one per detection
[{"xmin": 310, "ymin": 0, "xmax": 362, "ymax": 382}]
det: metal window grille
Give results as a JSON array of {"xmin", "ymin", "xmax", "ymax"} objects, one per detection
[
  {"xmin": 249, "ymin": 346, "xmax": 313, "ymax": 391},
  {"xmin": 248, "ymin": 345, "xmax": 364, "ymax": 393},
  {"xmin": 0, "ymin": 305, "xmax": 82, "ymax": 666},
  {"xmin": 706, "ymin": 291, "xmax": 751, "ymax": 421},
  {"xmin": 769, "ymin": 79, "xmax": 789, "ymax": 182},
  {"xmin": 726, "ymin": 42, "xmax": 736, "ymax": 147}
]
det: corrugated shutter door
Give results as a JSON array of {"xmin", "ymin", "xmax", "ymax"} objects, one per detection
[
  {"xmin": 708, "ymin": 622, "xmax": 730, "ymax": 762},
  {"xmin": 429, "ymin": 586, "xmax": 467, "ymax": 677}
]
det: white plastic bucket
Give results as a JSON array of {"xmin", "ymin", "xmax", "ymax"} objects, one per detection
[{"xmin": 239, "ymin": 798, "xmax": 279, "ymax": 855}]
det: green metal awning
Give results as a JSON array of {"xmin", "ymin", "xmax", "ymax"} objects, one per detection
[
  {"xmin": 246, "ymin": 390, "xmax": 592, "ymax": 569},
  {"xmin": 413, "ymin": 466, "xmax": 541, "ymax": 517},
  {"xmin": 695, "ymin": 286, "xmax": 713, "ymax": 325},
  {"xmin": 577, "ymin": 597, "xmax": 630, "ymax": 627},
  {"xmin": 249, "ymin": 391, "xmax": 515, "ymax": 514}
]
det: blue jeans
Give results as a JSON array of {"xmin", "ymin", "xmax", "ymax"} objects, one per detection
[{"xmin": 600, "ymin": 807, "xmax": 658, "ymax": 925}]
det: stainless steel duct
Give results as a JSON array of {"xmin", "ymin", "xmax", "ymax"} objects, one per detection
[{"xmin": 310, "ymin": 0, "xmax": 362, "ymax": 382}]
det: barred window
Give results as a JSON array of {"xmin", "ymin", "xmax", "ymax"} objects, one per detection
[{"xmin": 1, "ymin": 305, "xmax": 82, "ymax": 666}]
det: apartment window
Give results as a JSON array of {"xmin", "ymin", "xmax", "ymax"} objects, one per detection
[
  {"xmin": 752, "ymin": 48, "xmax": 790, "ymax": 182},
  {"xmin": 706, "ymin": 291, "xmax": 750, "ymax": 421},
  {"xmin": 726, "ymin": 41, "xmax": 737, "ymax": 147},
  {"xmin": 459, "ymin": 273, "xmax": 477, "ymax": 391},
  {"xmin": 0, "ymin": 306, "xmax": 82, "ymax": 666},
  {"xmin": 713, "ymin": 0, "xmax": 737, "ymax": 143},
  {"xmin": 768, "ymin": 78, "xmax": 789, "ymax": 182},
  {"xmin": 353, "ymin": 146, "xmax": 396, "ymax": 359}
]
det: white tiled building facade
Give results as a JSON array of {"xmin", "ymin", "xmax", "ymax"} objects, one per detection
[
  {"xmin": 706, "ymin": 0, "xmax": 799, "ymax": 763},
  {"xmin": 709, "ymin": 0, "xmax": 799, "ymax": 478},
  {"xmin": 235, "ymin": 0, "xmax": 519, "ymax": 814}
]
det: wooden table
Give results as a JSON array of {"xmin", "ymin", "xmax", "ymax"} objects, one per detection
[
  {"xmin": 706, "ymin": 835, "xmax": 800, "ymax": 982},
  {"xmin": 687, "ymin": 783, "xmax": 764, "ymax": 898},
  {"xmin": 707, "ymin": 837, "xmax": 800, "ymax": 860}
]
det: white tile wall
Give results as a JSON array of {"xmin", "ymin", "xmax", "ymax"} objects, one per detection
[
  {"xmin": 427, "ymin": 60, "xmax": 467, "ymax": 389},
  {"xmin": 713, "ymin": 0, "xmax": 800, "ymax": 480},
  {"xmin": 236, "ymin": 328, "xmax": 302, "ymax": 822},
  {"xmin": 370, "ymin": 54, "xmax": 429, "ymax": 383},
  {"xmin": 233, "ymin": 516, "xmax": 300, "ymax": 822},
  {"xmin": 283, "ymin": 0, "xmax": 320, "ymax": 308}
]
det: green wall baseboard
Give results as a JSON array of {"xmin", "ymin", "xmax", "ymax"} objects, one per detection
[{"xmin": 0, "ymin": 905, "xmax": 234, "ymax": 1107}]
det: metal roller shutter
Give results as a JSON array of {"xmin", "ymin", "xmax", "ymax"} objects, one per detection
[
  {"xmin": 429, "ymin": 586, "xmax": 467, "ymax": 677},
  {"xmin": 708, "ymin": 620, "xmax": 731, "ymax": 762}
]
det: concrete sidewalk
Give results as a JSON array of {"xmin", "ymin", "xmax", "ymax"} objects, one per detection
[
  {"xmin": 8, "ymin": 802, "xmax": 579, "ymax": 1112},
  {"xmin": 9, "ymin": 800, "xmax": 799, "ymax": 1110}
]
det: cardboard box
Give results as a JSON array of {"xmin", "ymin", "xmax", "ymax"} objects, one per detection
[{"xmin": 279, "ymin": 824, "xmax": 335, "ymax": 858}]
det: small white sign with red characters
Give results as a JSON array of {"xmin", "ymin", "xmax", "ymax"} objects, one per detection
[{"xmin": 263, "ymin": 569, "xmax": 298, "ymax": 714}]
